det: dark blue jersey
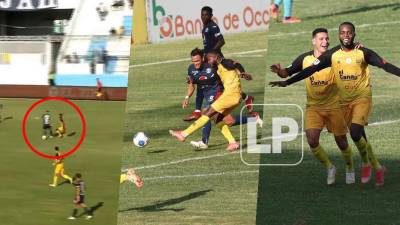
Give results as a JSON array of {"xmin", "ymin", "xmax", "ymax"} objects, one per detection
[
  {"xmin": 187, "ymin": 63, "xmax": 222, "ymax": 91},
  {"xmin": 202, "ymin": 21, "xmax": 224, "ymax": 55}
]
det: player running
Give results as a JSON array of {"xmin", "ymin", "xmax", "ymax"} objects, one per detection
[
  {"xmin": 270, "ymin": 28, "xmax": 354, "ymax": 185},
  {"xmin": 270, "ymin": 22, "xmax": 400, "ymax": 186},
  {"xmin": 96, "ymin": 78, "xmax": 103, "ymax": 98},
  {"xmin": 55, "ymin": 113, "xmax": 66, "ymax": 138},
  {"xmin": 49, "ymin": 146, "xmax": 73, "ymax": 187},
  {"xmin": 42, "ymin": 110, "xmax": 53, "ymax": 139},
  {"xmin": 120, "ymin": 168, "xmax": 144, "ymax": 188},
  {"xmin": 68, "ymin": 173, "xmax": 93, "ymax": 220},
  {"xmin": 183, "ymin": 6, "xmax": 254, "ymax": 122},
  {"xmin": 183, "ymin": 48, "xmax": 261, "ymax": 149},
  {"xmin": 170, "ymin": 50, "xmax": 246, "ymax": 151}
]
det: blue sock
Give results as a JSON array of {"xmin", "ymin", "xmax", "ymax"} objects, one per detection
[
  {"xmin": 283, "ymin": 0, "xmax": 293, "ymax": 18},
  {"xmin": 233, "ymin": 115, "xmax": 248, "ymax": 126},
  {"xmin": 274, "ymin": 0, "xmax": 282, "ymax": 6},
  {"xmin": 202, "ymin": 121, "xmax": 212, "ymax": 144},
  {"xmin": 195, "ymin": 90, "xmax": 204, "ymax": 111}
]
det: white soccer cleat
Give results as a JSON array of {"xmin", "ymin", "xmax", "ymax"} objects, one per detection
[
  {"xmin": 251, "ymin": 112, "xmax": 263, "ymax": 128},
  {"xmin": 49, "ymin": 184, "xmax": 56, "ymax": 187},
  {"xmin": 86, "ymin": 215, "xmax": 93, "ymax": 220},
  {"xmin": 67, "ymin": 216, "xmax": 76, "ymax": 220},
  {"xmin": 346, "ymin": 169, "xmax": 355, "ymax": 184},
  {"xmin": 190, "ymin": 141, "xmax": 208, "ymax": 149},
  {"xmin": 327, "ymin": 166, "xmax": 336, "ymax": 185}
]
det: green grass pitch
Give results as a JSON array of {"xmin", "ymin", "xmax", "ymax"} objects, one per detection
[{"xmin": 0, "ymin": 98, "xmax": 126, "ymax": 225}]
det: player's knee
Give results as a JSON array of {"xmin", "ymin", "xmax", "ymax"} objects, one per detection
[
  {"xmin": 307, "ymin": 137, "xmax": 319, "ymax": 148},
  {"xmin": 349, "ymin": 129, "xmax": 362, "ymax": 142},
  {"xmin": 335, "ymin": 136, "xmax": 348, "ymax": 150},
  {"xmin": 223, "ymin": 115, "xmax": 235, "ymax": 126}
]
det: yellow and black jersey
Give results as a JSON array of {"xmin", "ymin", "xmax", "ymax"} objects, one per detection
[
  {"xmin": 285, "ymin": 50, "xmax": 339, "ymax": 108},
  {"xmin": 286, "ymin": 45, "xmax": 400, "ymax": 103},
  {"xmin": 55, "ymin": 152, "xmax": 64, "ymax": 164},
  {"xmin": 216, "ymin": 59, "xmax": 242, "ymax": 94}
]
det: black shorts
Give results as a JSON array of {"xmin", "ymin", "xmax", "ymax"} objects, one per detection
[
  {"xmin": 43, "ymin": 124, "xmax": 51, "ymax": 129},
  {"xmin": 76, "ymin": 195, "xmax": 85, "ymax": 204}
]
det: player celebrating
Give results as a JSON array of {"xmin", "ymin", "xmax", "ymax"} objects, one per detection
[
  {"xmin": 170, "ymin": 50, "xmax": 244, "ymax": 151},
  {"xmin": 42, "ymin": 110, "xmax": 53, "ymax": 139},
  {"xmin": 270, "ymin": 22, "xmax": 400, "ymax": 186},
  {"xmin": 68, "ymin": 173, "xmax": 93, "ymax": 220},
  {"xmin": 183, "ymin": 6, "xmax": 254, "ymax": 122},
  {"xmin": 270, "ymin": 28, "xmax": 354, "ymax": 185},
  {"xmin": 120, "ymin": 168, "xmax": 144, "ymax": 188},
  {"xmin": 183, "ymin": 48, "xmax": 261, "ymax": 149},
  {"xmin": 55, "ymin": 113, "xmax": 66, "ymax": 138},
  {"xmin": 49, "ymin": 146, "xmax": 73, "ymax": 187}
]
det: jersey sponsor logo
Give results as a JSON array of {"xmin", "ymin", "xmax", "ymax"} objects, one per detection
[
  {"xmin": 206, "ymin": 68, "xmax": 212, "ymax": 73},
  {"xmin": 313, "ymin": 59, "xmax": 320, "ymax": 65},
  {"xmin": 199, "ymin": 75, "xmax": 208, "ymax": 80},
  {"xmin": 339, "ymin": 70, "xmax": 358, "ymax": 81},
  {"xmin": 345, "ymin": 58, "xmax": 352, "ymax": 64},
  {"xmin": 309, "ymin": 76, "xmax": 329, "ymax": 86}
]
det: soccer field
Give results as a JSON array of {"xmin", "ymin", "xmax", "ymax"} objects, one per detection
[
  {"xmin": 119, "ymin": 30, "xmax": 268, "ymax": 224},
  {"xmin": 0, "ymin": 98, "xmax": 125, "ymax": 225},
  {"xmin": 258, "ymin": 0, "xmax": 400, "ymax": 225}
]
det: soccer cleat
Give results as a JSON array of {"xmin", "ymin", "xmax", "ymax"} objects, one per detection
[
  {"xmin": 361, "ymin": 164, "xmax": 372, "ymax": 184},
  {"xmin": 346, "ymin": 169, "xmax": 355, "ymax": 184},
  {"xmin": 190, "ymin": 141, "xmax": 208, "ymax": 149},
  {"xmin": 67, "ymin": 216, "xmax": 76, "ymax": 220},
  {"xmin": 282, "ymin": 17, "xmax": 302, "ymax": 24},
  {"xmin": 245, "ymin": 95, "xmax": 254, "ymax": 112},
  {"xmin": 86, "ymin": 215, "xmax": 93, "ymax": 220},
  {"xmin": 169, "ymin": 130, "xmax": 186, "ymax": 142},
  {"xmin": 49, "ymin": 184, "xmax": 56, "ymax": 187},
  {"xmin": 375, "ymin": 166, "xmax": 386, "ymax": 187},
  {"xmin": 327, "ymin": 166, "xmax": 336, "ymax": 185},
  {"xmin": 251, "ymin": 112, "xmax": 263, "ymax": 128},
  {"xmin": 269, "ymin": 4, "xmax": 279, "ymax": 20},
  {"xmin": 226, "ymin": 142, "xmax": 240, "ymax": 152},
  {"xmin": 183, "ymin": 111, "xmax": 201, "ymax": 122}
]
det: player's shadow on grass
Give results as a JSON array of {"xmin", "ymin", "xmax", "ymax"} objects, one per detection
[
  {"xmin": 76, "ymin": 202, "xmax": 104, "ymax": 218},
  {"xmin": 119, "ymin": 189, "xmax": 213, "ymax": 213},
  {"xmin": 303, "ymin": 3, "xmax": 400, "ymax": 20},
  {"xmin": 67, "ymin": 131, "xmax": 76, "ymax": 137},
  {"xmin": 147, "ymin": 150, "xmax": 168, "ymax": 154}
]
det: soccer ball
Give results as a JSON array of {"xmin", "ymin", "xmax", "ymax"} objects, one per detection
[
  {"xmin": 133, "ymin": 132, "xmax": 149, "ymax": 147},
  {"xmin": 41, "ymin": 135, "xmax": 47, "ymax": 140}
]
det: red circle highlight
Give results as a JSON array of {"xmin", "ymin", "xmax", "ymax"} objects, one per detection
[{"xmin": 22, "ymin": 97, "xmax": 86, "ymax": 159}]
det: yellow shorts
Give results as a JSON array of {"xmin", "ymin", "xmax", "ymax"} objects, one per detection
[
  {"xmin": 56, "ymin": 127, "xmax": 65, "ymax": 134},
  {"xmin": 305, "ymin": 106, "xmax": 348, "ymax": 136},
  {"xmin": 342, "ymin": 97, "xmax": 372, "ymax": 127},
  {"xmin": 54, "ymin": 163, "xmax": 64, "ymax": 174},
  {"xmin": 211, "ymin": 91, "xmax": 241, "ymax": 116}
]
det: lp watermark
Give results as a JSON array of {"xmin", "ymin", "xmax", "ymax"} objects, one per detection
[{"xmin": 240, "ymin": 104, "xmax": 304, "ymax": 166}]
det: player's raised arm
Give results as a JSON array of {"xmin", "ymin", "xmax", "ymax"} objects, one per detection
[
  {"xmin": 270, "ymin": 50, "xmax": 332, "ymax": 87},
  {"xmin": 362, "ymin": 47, "xmax": 400, "ymax": 76}
]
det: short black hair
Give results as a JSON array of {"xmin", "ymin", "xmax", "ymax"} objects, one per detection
[
  {"xmin": 339, "ymin": 22, "xmax": 355, "ymax": 32},
  {"xmin": 201, "ymin": 6, "xmax": 213, "ymax": 15},
  {"xmin": 312, "ymin": 28, "xmax": 328, "ymax": 37},
  {"xmin": 207, "ymin": 49, "xmax": 221, "ymax": 57},
  {"xmin": 74, "ymin": 173, "xmax": 82, "ymax": 178},
  {"xmin": 190, "ymin": 48, "xmax": 204, "ymax": 58},
  {"xmin": 55, "ymin": 146, "xmax": 59, "ymax": 151}
]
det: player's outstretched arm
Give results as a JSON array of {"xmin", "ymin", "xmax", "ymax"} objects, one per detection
[
  {"xmin": 363, "ymin": 47, "xmax": 400, "ymax": 76},
  {"xmin": 270, "ymin": 64, "xmax": 289, "ymax": 78}
]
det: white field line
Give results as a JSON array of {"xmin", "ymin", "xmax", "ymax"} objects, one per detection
[
  {"xmin": 129, "ymin": 20, "xmax": 400, "ymax": 69},
  {"xmin": 143, "ymin": 170, "xmax": 258, "ymax": 181},
  {"xmin": 124, "ymin": 119, "xmax": 400, "ymax": 172}
]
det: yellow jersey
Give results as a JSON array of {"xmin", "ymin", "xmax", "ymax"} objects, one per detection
[{"xmin": 217, "ymin": 60, "xmax": 242, "ymax": 94}]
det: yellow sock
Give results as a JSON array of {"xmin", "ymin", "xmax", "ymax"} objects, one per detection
[
  {"xmin": 311, "ymin": 145, "xmax": 332, "ymax": 169},
  {"xmin": 62, "ymin": 174, "xmax": 73, "ymax": 182},
  {"xmin": 120, "ymin": 174, "xmax": 127, "ymax": 184},
  {"xmin": 340, "ymin": 146, "xmax": 354, "ymax": 171},
  {"xmin": 366, "ymin": 142, "xmax": 382, "ymax": 170},
  {"xmin": 354, "ymin": 137, "xmax": 369, "ymax": 165},
  {"xmin": 183, "ymin": 115, "xmax": 210, "ymax": 136},
  {"xmin": 52, "ymin": 176, "xmax": 58, "ymax": 185},
  {"xmin": 216, "ymin": 121, "xmax": 236, "ymax": 143}
]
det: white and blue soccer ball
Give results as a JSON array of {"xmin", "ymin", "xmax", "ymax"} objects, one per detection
[{"xmin": 133, "ymin": 132, "xmax": 149, "ymax": 147}]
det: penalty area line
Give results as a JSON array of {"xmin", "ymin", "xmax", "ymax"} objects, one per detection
[{"xmin": 143, "ymin": 170, "xmax": 258, "ymax": 181}]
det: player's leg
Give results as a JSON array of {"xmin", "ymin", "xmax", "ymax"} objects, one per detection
[
  {"xmin": 270, "ymin": 0, "xmax": 282, "ymax": 19},
  {"xmin": 306, "ymin": 108, "xmax": 335, "ymax": 185},
  {"xmin": 60, "ymin": 168, "xmax": 73, "ymax": 183},
  {"xmin": 68, "ymin": 205, "xmax": 78, "ymax": 219},
  {"xmin": 183, "ymin": 89, "xmax": 203, "ymax": 121},
  {"xmin": 49, "ymin": 165, "xmax": 61, "ymax": 187},
  {"xmin": 282, "ymin": 0, "xmax": 302, "ymax": 23},
  {"xmin": 215, "ymin": 113, "xmax": 239, "ymax": 151},
  {"xmin": 326, "ymin": 108, "xmax": 355, "ymax": 184},
  {"xmin": 241, "ymin": 92, "xmax": 254, "ymax": 112}
]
